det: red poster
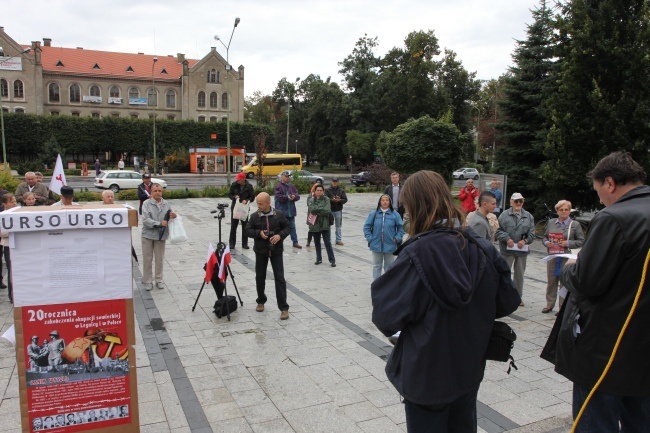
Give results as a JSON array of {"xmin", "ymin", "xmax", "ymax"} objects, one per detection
[
  {"xmin": 21, "ymin": 300, "xmax": 131, "ymax": 432},
  {"xmin": 548, "ymin": 232, "xmax": 565, "ymax": 255}
]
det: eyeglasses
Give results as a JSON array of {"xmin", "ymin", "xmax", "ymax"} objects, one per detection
[
  {"xmin": 557, "ymin": 208, "xmax": 571, "ymax": 212},
  {"xmin": 513, "ymin": 199, "xmax": 524, "ymax": 204}
]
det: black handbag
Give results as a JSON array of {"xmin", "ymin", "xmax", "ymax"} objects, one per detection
[
  {"xmin": 485, "ymin": 321, "xmax": 518, "ymax": 374},
  {"xmin": 214, "ymin": 295, "xmax": 237, "ymax": 318},
  {"xmin": 328, "ymin": 213, "xmax": 334, "ymax": 226}
]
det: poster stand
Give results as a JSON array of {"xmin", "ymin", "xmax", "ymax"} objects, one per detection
[{"xmin": 1, "ymin": 204, "xmax": 140, "ymax": 433}]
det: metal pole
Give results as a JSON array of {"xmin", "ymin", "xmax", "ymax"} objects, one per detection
[
  {"xmin": 152, "ymin": 57, "xmax": 158, "ymax": 175},
  {"xmin": 285, "ymin": 86, "xmax": 290, "ymax": 154},
  {"xmin": 226, "ymin": 53, "xmax": 231, "ymax": 183}
]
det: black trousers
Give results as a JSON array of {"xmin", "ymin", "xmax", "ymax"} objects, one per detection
[
  {"xmin": 229, "ymin": 217, "xmax": 249, "ymax": 248},
  {"xmin": 255, "ymin": 252, "xmax": 289, "ymax": 311},
  {"xmin": 4, "ymin": 247, "xmax": 12, "ymax": 302}
]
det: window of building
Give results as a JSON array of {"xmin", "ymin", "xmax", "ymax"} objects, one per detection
[
  {"xmin": 222, "ymin": 93, "xmax": 228, "ymax": 109},
  {"xmin": 90, "ymin": 85, "xmax": 101, "ymax": 97},
  {"xmin": 129, "ymin": 87, "xmax": 139, "ymax": 99},
  {"xmin": 130, "ymin": 113, "xmax": 139, "ymax": 119},
  {"xmin": 111, "ymin": 113, "xmax": 120, "ymax": 117},
  {"xmin": 93, "ymin": 63, "xmax": 101, "ymax": 69},
  {"xmin": 147, "ymin": 88, "xmax": 158, "ymax": 107},
  {"xmin": 161, "ymin": 68, "xmax": 168, "ymax": 74},
  {"xmin": 56, "ymin": 60, "xmax": 64, "ymax": 67},
  {"xmin": 14, "ymin": 108, "xmax": 25, "ymax": 113},
  {"xmin": 69, "ymin": 84, "xmax": 81, "ymax": 103},
  {"xmin": 216, "ymin": 71, "xmax": 220, "ymax": 83},
  {"xmin": 48, "ymin": 83, "xmax": 61, "ymax": 102},
  {"xmin": 210, "ymin": 92, "xmax": 218, "ymax": 108},
  {"xmin": 91, "ymin": 112, "xmax": 100, "ymax": 118},
  {"xmin": 1, "ymin": 107, "xmax": 7, "ymax": 113},
  {"xmin": 211, "ymin": 69, "xmax": 217, "ymax": 83},
  {"xmin": 210, "ymin": 116, "xmax": 218, "ymax": 122},
  {"xmin": 206, "ymin": 71, "xmax": 211, "ymax": 83},
  {"xmin": 14, "ymin": 80, "xmax": 24, "ymax": 99},
  {"xmin": 167, "ymin": 115, "xmax": 175, "ymax": 120},
  {"xmin": 198, "ymin": 116, "xmax": 206, "ymax": 122},
  {"xmin": 0, "ymin": 79, "xmax": 7, "ymax": 98},
  {"xmin": 222, "ymin": 116, "xmax": 227, "ymax": 122},
  {"xmin": 126, "ymin": 66, "xmax": 134, "ymax": 72},
  {"xmin": 71, "ymin": 111, "xmax": 80, "ymax": 117},
  {"xmin": 109, "ymin": 86, "xmax": 120, "ymax": 98},
  {"xmin": 198, "ymin": 91, "xmax": 206, "ymax": 107},
  {"xmin": 51, "ymin": 111, "xmax": 59, "ymax": 116},
  {"xmin": 166, "ymin": 89, "xmax": 176, "ymax": 108}
]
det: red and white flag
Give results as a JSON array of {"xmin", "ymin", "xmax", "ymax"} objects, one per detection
[
  {"xmin": 218, "ymin": 245, "xmax": 231, "ymax": 282},
  {"xmin": 48, "ymin": 154, "xmax": 67, "ymax": 195},
  {"xmin": 204, "ymin": 244, "xmax": 218, "ymax": 283}
]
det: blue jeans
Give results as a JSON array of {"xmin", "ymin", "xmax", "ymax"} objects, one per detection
[
  {"xmin": 313, "ymin": 230, "xmax": 335, "ymax": 264},
  {"xmin": 331, "ymin": 210, "xmax": 342, "ymax": 242},
  {"xmin": 372, "ymin": 252, "xmax": 395, "ymax": 280},
  {"xmin": 404, "ymin": 387, "xmax": 478, "ymax": 433},
  {"xmin": 572, "ymin": 383, "xmax": 650, "ymax": 432},
  {"xmin": 286, "ymin": 216, "xmax": 298, "ymax": 245}
]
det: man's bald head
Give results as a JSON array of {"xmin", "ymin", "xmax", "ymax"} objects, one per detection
[
  {"xmin": 101, "ymin": 190, "xmax": 114, "ymax": 204},
  {"xmin": 256, "ymin": 192, "xmax": 271, "ymax": 213}
]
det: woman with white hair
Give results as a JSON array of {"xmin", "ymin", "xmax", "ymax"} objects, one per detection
[{"xmin": 541, "ymin": 199, "xmax": 585, "ymax": 314}]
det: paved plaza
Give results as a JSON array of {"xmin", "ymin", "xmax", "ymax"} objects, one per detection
[{"xmin": 0, "ymin": 192, "xmax": 573, "ymax": 432}]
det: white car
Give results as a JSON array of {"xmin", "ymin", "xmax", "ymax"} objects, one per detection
[
  {"xmin": 94, "ymin": 170, "xmax": 167, "ymax": 193},
  {"xmin": 452, "ymin": 167, "xmax": 480, "ymax": 180},
  {"xmin": 276, "ymin": 170, "xmax": 324, "ymax": 184}
]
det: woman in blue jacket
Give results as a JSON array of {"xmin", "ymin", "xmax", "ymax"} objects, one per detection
[{"xmin": 363, "ymin": 194, "xmax": 404, "ymax": 280}]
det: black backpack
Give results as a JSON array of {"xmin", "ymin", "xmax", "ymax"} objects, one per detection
[{"xmin": 213, "ymin": 295, "xmax": 237, "ymax": 318}]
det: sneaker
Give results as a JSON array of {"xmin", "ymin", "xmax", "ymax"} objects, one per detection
[
  {"xmin": 280, "ymin": 310, "xmax": 289, "ymax": 320},
  {"xmin": 229, "ymin": 244, "xmax": 235, "ymax": 250},
  {"xmin": 336, "ymin": 242, "xmax": 344, "ymax": 246},
  {"xmin": 156, "ymin": 282, "xmax": 165, "ymax": 290},
  {"xmin": 144, "ymin": 283, "xmax": 154, "ymax": 291},
  {"xmin": 293, "ymin": 243, "xmax": 302, "ymax": 249},
  {"xmin": 331, "ymin": 263, "xmax": 336, "ymax": 267},
  {"xmin": 314, "ymin": 260, "xmax": 322, "ymax": 265},
  {"xmin": 256, "ymin": 304, "xmax": 264, "ymax": 312},
  {"xmin": 242, "ymin": 245, "xmax": 250, "ymax": 249}
]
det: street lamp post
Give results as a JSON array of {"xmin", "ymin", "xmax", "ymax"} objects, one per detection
[
  {"xmin": 151, "ymin": 57, "xmax": 158, "ymax": 175},
  {"xmin": 215, "ymin": 17, "xmax": 241, "ymax": 184},
  {"xmin": 0, "ymin": 47, "xmax": 31, "ymax": 172},
  {"xmin": 285, "ymin": 77, "xmax": 299, "ymax": 154}
]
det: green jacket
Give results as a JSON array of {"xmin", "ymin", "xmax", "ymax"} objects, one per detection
[{"xmin": 307, "ymin": 195, "xmax": 331, "ymax": 232}]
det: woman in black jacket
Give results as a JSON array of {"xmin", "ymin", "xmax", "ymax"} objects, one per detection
[{"xmin": 371, "ymin": 171, "xmax": 520, "ymax": 433}]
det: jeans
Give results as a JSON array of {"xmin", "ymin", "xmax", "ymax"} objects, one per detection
[
  {"xmin": 331, "ymin": 210, "xmax": 343, "ymax": 242},
  {"xmin": 404, "ymin": 387, "xmax": 479, "ymax": 433},
  {"xmin": 286, "ymin": 216, "xmax": 298, "ymax": 245},
  {"xmin": 229, "ymin": 217, "xmax": 248, "ymax": 248},
  {"xmin": 372, "ymin": 252, "xmax": 395, "ymax": 280},
  {"xmin": 503, "ymin": 254, "xmax": 528, "ymax": 298},
  {"xmin": 255, "ymin": 252, "xmax": 289, "ymax": 311},
  {"xmin": 572, "ymin": 383, "xmax": 650, "ymax": 433},
  {"xmin": 313, "ymin": 230, "xmax": 335, "ymax": 263}
]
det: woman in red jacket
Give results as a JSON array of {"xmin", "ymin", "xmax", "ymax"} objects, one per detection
[{"xmin": 458, "ymin": 179, "xmax": 480, "ymax": 213}]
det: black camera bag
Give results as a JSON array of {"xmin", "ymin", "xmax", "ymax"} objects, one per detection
[{"xmin": 214, "ymin": 295, "xmax": 237, "ymax": 318}]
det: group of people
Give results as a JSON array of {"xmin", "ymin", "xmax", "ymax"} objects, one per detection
[
  {"xmin": 32, "ymin": 405, "xmax": 129, "ymax": 430},
  {"xmin": 27, "ymin": 331, "xmax": 66, "ymax": 372}
]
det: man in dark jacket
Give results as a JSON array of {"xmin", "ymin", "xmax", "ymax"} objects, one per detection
[
  {"xmin": 245, "ymin": 192, "xmax": 291, "ymax": 320},
  {"xmin": 325, "ymin": 177, "xmax": 348, "ymax": 245},
  {"xmin": 557, "ymin": 152, "xmax": 650, "ymax": 431},
  {"xmin": 137, "ymin": 173, "xmax": 153, "ymax": 215},
  {"xmin": 228, "ymin": 172, "xmax": 255, "ymax": 249},
  {"xmin": 383, "ymin": 172, "xmax": 404, "ymax": 217}
]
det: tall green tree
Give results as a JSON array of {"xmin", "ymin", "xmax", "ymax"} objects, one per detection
[
  {"xmin": 378, "ymin": 115, "xmax": 462, "ymax": 177},
  {"xmin": 545, "ymin": 0, "xmax": 650, "ymax": 209},
  {"xmin": 495, "ymin": 0, "xmax": 559, "ymax": 214}
]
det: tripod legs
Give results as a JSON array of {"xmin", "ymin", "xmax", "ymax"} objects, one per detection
[{"xmin": 191, "ymin": 281, "xmax": 207, "ymax": 312}]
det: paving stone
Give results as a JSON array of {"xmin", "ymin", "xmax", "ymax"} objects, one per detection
[
  {"xmin": 341, "ymin": 400, "xmax": 384, "ymax": 422},
  {"xmin": 240, "ymin": 402, "xmax": 283, "ymax": 424},
  {"xmin": 285, "ymin": 402, "xmax": 363, "ymax": 433},
  {"xmin": 357, "ymin": 416, "xmax": 404, "ymax": 433}
]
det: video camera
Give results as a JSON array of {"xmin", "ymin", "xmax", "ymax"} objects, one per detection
[{"xmin": 211, "ymin": 203, "xmax": 229, "ymax": 220}]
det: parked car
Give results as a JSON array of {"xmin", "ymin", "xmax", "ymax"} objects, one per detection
[
  {"xmin": 94, "ymin": 170, "xmax": 167, "ymax": 193},
  {"xmin": 276, "ymin": 170, "xmax": 324, "ymax": 184},
  {"xmin": 350, "ymin": 171, "xmax": 374, "ymax": 186},
  {"xmin": 452, "ymin": 167, "xmax": 480, "ymax": 180}
]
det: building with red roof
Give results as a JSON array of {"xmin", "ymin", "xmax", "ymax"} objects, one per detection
[{"xmin": 0, "ymin": 26, "xmax": 244, "ymax": 122}]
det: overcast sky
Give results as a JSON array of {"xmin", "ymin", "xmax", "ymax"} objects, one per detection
[{"xmin": 3, "ymin": 0, "xmax": 541, "ymax": 97}]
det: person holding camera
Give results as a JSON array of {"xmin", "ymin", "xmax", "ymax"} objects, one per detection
[
  {"xmin": 246, "ymin": 192, "xmax": 291, "ymax": 320},
  {"xmin": 458, "ymin": 178, "xmax": 480, "ymax": 213},
  {"xmin": 228, "ymin": 172, "xmax": 255, "ymax": 250},
  {"xmin": 325, "ymin": 177, "xmax": 348, "ymax": 245}
]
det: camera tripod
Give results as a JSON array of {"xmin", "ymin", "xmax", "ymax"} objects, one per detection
[{"xmin": 191, "ymin": 205, "xmax": 243, "ymax": 321}]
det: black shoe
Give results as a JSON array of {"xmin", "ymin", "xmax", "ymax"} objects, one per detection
[
  {"xmin": 242, "ymin": 245, "xmax": 250, "ymax": 249},
  {"xmin": 314, "ymin": 260, "xmax": 322, "ymax": 265},
  {"xmin": 229, "ymin": 244, "xmax": 235, "ymax": 249},
  {"xmin": 0, "ymin": 282, "xmax": 6, "ymax": 289},
  {"xmin": 331, "ymin": 263, "xmax": 336, "ymax": 267}
]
